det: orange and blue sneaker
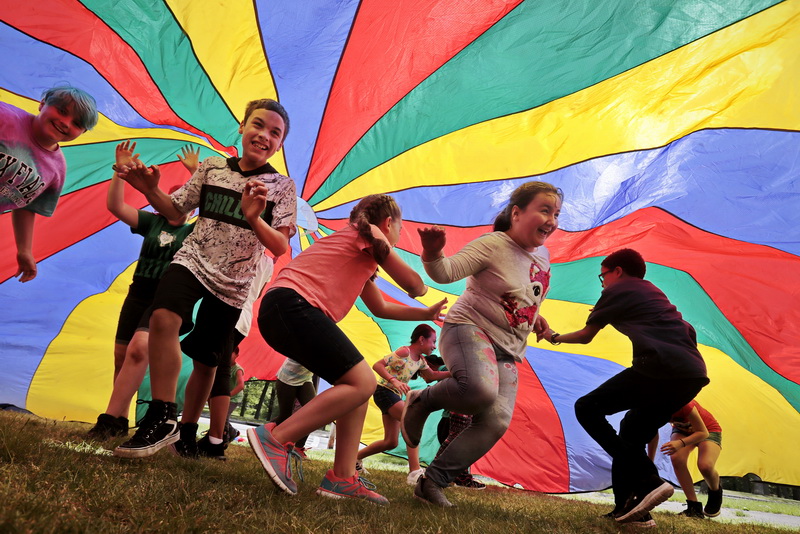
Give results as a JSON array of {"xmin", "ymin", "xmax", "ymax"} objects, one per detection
[
  {"xmin": 247, "ymin": 422, "xmax": 297, "ymax": 495},
  {"xmin": 316, "ymin": 469, "xmax": 389, "ymax": 505}
]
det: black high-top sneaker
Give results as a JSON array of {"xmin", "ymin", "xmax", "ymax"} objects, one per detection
[
  {"xmin": 113, "ymin": 400, "xmax": 178, "ymax": 458},
  {"xmin": 170, "ymin": 422, "xmax": 200, "ymax": 458}
]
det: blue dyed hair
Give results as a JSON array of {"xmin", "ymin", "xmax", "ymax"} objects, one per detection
[{"xmin": 41, "ymin": 85, "xmax": 99, "ymax": 131}]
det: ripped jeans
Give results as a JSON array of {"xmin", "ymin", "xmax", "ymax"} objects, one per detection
[{"xmin": 417, "ymin": 323, "xmax": 519, "ymax": 488}]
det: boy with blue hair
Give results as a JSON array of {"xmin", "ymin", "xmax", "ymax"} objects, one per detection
[
  {"xmin": 1, "ymin": 85, "xmax": 98, "ymax": 282},
  {"xmin": 113, "ymin": 98, "xmax": 297, "ymax": 458}
]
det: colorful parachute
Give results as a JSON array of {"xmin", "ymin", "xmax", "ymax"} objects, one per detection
[{"xmin": 2, "ymin": 0, "xmax": 799, "ymax": 492}]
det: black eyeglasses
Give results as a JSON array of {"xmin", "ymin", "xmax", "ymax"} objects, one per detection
[{"xmin": 598, "ymin": 270, "xmax": 612, "ymax": 283}]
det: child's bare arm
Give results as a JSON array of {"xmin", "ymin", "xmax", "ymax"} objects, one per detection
[
  {"xmin": 661, "ymin": 408, "xmax": 709, "ymax": 455},
  {"xmin": 107, "ymin": 141, "xmax": 140, "ymax": 227},
  {"xmin": 360, "ymin": 281, "xmax": 447, "ymax": 321},
  {"xmin": 11, "ymin": 209, "xmax": 37, "ymax": 282},
  {"xmin": 420, "ymin": 367, "xmax": 450, "ymax": 383},
  {"xmin": 117, "ymin": 161, "xmax": 184, "ymax": 221}
]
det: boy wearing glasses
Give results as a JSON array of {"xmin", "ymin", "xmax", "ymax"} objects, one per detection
[{"xmin": 539, "ymin": 248, "xmax": 708, "ymax": 527}]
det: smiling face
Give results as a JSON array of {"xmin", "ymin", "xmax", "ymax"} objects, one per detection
[
  {"xmin": 507, "ymin": 192, "xmax": 561, "ymax": 251},
  {"xmin": 32, "ymin": 100, "xmax": 87, "ymax": 151},
  {"xmin": 418, "ymin": 331, "xmax": 437, "ymax": 356},
  {"xmin": 238, "ymin": 109, "xmax": 285, "ymax": 170}
]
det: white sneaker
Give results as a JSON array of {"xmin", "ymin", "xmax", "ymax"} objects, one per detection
[{"xmin": 407, "ymin": 468, "xmax": 425, "ymax": 485}]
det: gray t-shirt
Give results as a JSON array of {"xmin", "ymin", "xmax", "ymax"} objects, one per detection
[
  {"xmin": 423, "ymin": 231, "xmax": 552, "ymax": 360},
  {"xmin": 171, "ymin": 157, "xmax": 297, "ymax": 308},
  {"xmin": 586, "ymin": 277, "xmax": 707, "ymax": 379}
]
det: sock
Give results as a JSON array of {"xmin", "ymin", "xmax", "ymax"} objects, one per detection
[{"xmin": 209, "ymin": 436, "xmax": 223, "ymax": 445}]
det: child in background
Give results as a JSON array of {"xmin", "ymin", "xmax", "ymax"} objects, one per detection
[
  {"xmin": 660, "ymin": 400, "xmax": 723, "ymax": 518},
  {"xmin": 249, "ymin": 194, "xmax": 447, "ymax": 504},
  {"xmin": 1, "ymin": 86, "xmax": 98, "ymax": 282},
  {"xmin": 223, "ymin": 345, "xmax": 246, "ymax": 443},
  {"xmin": 87, "ymin": 142, "xmax": 194, "ymax": 440},
  {"xmin": 539, "ymin": 248, "xmax": 709, "ymax": 527},
  {"xmin": 357, "ymin": 324, "xmax": 450, "ymax": 486},
  {"xmin": 274, "ymin": 358, "xmax": 317, "ymax": 457},
  {"xmin": 113, "ymin": 98, "xmax": 297, "ymax": 458},
  {"xmin": 401, "ymin": 181, "xmax": 560, "ymax": 507}
]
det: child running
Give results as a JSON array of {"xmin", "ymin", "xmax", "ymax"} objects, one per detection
[
  {"xmin": 357, "ymin": 324, "xmax": 450, "ymax": 486},
  {"xmin": 660, "ymin": 400, "xmax": 723, "ymax": 518},
  {"xmin": 87, "ymin": 142, "xmax": 195, "ymax": 440},
  {"xmin": 249, "ymin": 194, "xmax": 447, "ymax": 504},
  {"xmin": 1, "ymin": 85, "xmax": 98, "ymax": 282},
  {"xmin": 539, "ymin": 248, "xmax": 709, "ymax": 527},
  {"xmin": 401, "ymin": 181, "xmax": 561, "ymax": 507},
  {"xmin": 113, "ymin": 98, "xmax": 297, "ymax": 458}
]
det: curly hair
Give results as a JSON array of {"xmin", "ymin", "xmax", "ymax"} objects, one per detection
[{"xmin": 349, "ymin": 194, "xmax": 401, "ymax": 264}]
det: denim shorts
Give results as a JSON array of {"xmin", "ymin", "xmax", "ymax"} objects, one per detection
[
  {"xmin": 373, "ymin": 385, "xmax": 402, "ymax": 415},
  {"xmin": 258, "ymin": 287, "xmax": 363, "ymax": 384}
]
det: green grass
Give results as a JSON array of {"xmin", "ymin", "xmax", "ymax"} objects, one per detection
[{"xmin": 0, "ymin": 412, "xmax": 793, "ymax": 534}]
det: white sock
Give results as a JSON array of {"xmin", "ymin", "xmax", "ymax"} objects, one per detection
[{"xmin": 209, "ymin": 436, "xmax": 223, "ymax": 445}]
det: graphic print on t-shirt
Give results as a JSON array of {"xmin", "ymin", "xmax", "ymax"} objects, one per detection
[
  {"xmin": 501, "ymin": 262, "xmax": 551, "ymax": 328},
  {"xmin": 199, "ymin": 184, "xmax": 275, "ymax": 228}
]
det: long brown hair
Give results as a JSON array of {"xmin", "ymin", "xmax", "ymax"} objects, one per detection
[
  {"xmin": 349, "ymin": 194, "xmax": 401, "ymax": 263},
  {"xmin": 493, "ymin": 181, "xmax": 563, "ymax": 232}
]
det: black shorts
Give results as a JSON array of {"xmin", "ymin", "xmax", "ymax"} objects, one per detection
[
  {"xmin": 152, "ymin": 264, "xmax": 241, "ymax": 367},
  {"xmin": 258, "ymin": 287, "xmax": 364, "ymax": 385},
  {"xmin": 115, "ymin": 279, "xmax": 159, "ymax": 344},
  {"xmin": 373, "ymin": 385, "xmax": 402, "ymax": 415}
]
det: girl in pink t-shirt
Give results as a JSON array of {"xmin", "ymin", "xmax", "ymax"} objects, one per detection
[
  {"xmin": 659, "ymin": 400, "xmax": 723, "ymax": 517},
  {"xmin": 248, "ymin": 194, "xmax": 447, "ymax": 504}
]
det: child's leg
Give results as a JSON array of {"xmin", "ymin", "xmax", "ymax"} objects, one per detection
[
  {"xmin": 419, "ymin": 324, "xmax": 518, "ymax": 488},
  {"xmin": 668, "ymin": 434, "xmax": 698, "ymax": 500},
  {"xmin": 294, "ymin": 381, "xmax": 317, "ymax": 449},
  {"xmin": 147, "ymin": 307, "xmax": 184, "ymax": 402},
  {"xmin": 207, "ymin": 395, "xmax": 230, "ymax": 439},
  {"xmin": 113, "ymin": 342, "xmax": 127, "ymax": 383},
  {"xmin": 105, "ymin": 330, "xmax": 150, "ymax": 417},
  {"xmin": 181, "ymin": 361, "xmax": 217, "ymax": 423},
  {"xmin": 274, "ymin": 380, "xmax": 299, "ymax": 425},
  {"xmin": 271, "ymin": 360, "xmax": 374, "ymax": 454},
  {"xmin": 357, "ymin": 411, "xmax": 400, "ymax": 461},
  {"xmin": 696, "ymin": 440, "xmax": 722, "ymax": 490}
]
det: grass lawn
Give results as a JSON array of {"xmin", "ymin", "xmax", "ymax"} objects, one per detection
[{"xmin": 0, "ymin": 411, "xmax": 794, "ymax": 533}]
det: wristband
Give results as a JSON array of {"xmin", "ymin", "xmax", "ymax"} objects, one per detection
[
  {"xmin": 549, "ymin": 332, "xmax": 561, "ymax": 345},
  {"xmin": 680, "ymin": 438, "xmax": 686, "ymax": 448},
  {"xmin": 112, "ymin": 164, "xmax": 120, "ymax": 172}
]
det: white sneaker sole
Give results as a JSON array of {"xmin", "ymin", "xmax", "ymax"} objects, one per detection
[
  {"xmin": 616, "ymin": 482, "xmax": 674, "ymax": 523},
  {"xmin": 112, "ymin": 429, "xmax": 179, "ymax": 459}
]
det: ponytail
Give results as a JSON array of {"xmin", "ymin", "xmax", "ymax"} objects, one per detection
[{"xmin": 349, "ymin": 194, "xmax": 401, "ymax": 264}]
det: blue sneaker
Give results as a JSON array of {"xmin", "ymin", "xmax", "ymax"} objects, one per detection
[
  {"xmin": 317, "ymin": 469, "xmax": 388, "ymax": 504},
  {"xmin": 247, "ymin": 423, "xmax": 297, "ymax": 495}
]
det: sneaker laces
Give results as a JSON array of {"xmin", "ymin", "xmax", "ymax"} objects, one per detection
[
  {"xmin": 289, "ymin": 448, "xmax": 305, "ymax": 482},
  {"xmin": 358, "ymin": 476, "xmax": 377, "ymax": 491}
]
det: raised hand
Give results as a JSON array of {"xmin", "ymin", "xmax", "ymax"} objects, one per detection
[
  {"xmin": 242, "ymin": 180, "xmax": 268, "ymax": 221},
  {"xmin": 117, "ymin": 159, "xmax": 161, "ymax": 194},
  {"xmin": 418, "ymin": 226, "xmax": 447, "ymax": 259},
  {"xmin": 426, "ymin": 297, "xmax": 448, "ymax": 321},
  {"xmin": 115, "ymin": 140, "xmax": 140, "ymax": 168},
  {"xmin": 176, "ymin": 144, "xmax": 200, "ymax": 174}
]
